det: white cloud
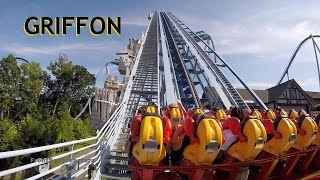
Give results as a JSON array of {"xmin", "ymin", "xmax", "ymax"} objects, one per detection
[
  {"xmin": 234, "ymin": 81, "xmax": 275, "ymax": 89},
  {"xmin": 1, "ymin": 41, "xmax": 122, "ymax": 56},
  {"xmin": 213, "ymin": 21, "xmax": 317, "ymax": 59},
  {"xmin": 122, "ymin": 17, "xmax": 148, "ymax": 27},
  {"xmin": 300, "ymin": 77, "xmax": 317, "ymax": 87},
  {"xmin": 182, "ymin": 9, "xmax": 320, "ymax": 62}
]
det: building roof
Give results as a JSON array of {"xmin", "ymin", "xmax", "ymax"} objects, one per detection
[
  {"xmin": 237, "ymin": 79, "xmax": 319, "ymax": 103},
  {"xmin": 306, "ymin": 91, "xmax": 320, "ymax": 99},
  {"xmin": 266, "ymin": 80, "xmax": 293, "ymax": 102},
  {"xmin": 236, "ymin": 89, "xmax": 268, "ymax": 103}
]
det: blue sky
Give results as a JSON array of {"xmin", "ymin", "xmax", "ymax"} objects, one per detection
[{"xmin": 1, "ymin": 0, "xmax": 320, "ymax": 91}]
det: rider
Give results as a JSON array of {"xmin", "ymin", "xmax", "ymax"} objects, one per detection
[
  {"xmin": 215, "ymin": 106, "xmax": 244, "ymax": 163},
  {"xmin": 168, "ymin": 108, "xmax": 203, "ymax": 165},
  {"xmin": 163, "ymin": 102, "xmax": 186, "ymax": 165},
  {"xmin": 125, "ymin": 107, "xmax": 145, "ymax": 159}
]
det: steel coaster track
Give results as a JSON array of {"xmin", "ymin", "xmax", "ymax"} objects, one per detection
[
  {"xmin": 165, "ymin": 12, "xmax": 247, "ymax": 110},
  {"xmin": 162, "ymin": 13, "xmax": 230, "ymax": 109},
  {"xmin": 161, "ymin": 13, "xmax": 230, "ymax": 109},
  {"xmin": 167, "ymin": 12, "xmax": 266, "ymax": 110},
  {"xmin": 124, "ymin": 11, "xmax": 160, "ymax": 117},
  {"xmin": 278, "ymin": 34, "xmax": 320, "ymax": 85},
  {"xmin": 160, "ymin": 12, "xmax": 201, "ymax": 109},
  {"xmin": 159, "ymin": 12, "xmax": 180, "ymax": 106}
]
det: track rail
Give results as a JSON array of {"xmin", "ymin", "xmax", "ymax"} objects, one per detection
[
  {"xmin": 278, "ymin": 34, "xmax": 320, "ymax": 85},
  {"xmin": 167, "ymin": 12, "xmax": 266, "ymax": 110},
  {"xmin": 160, "ymin": 12, "xmax": 201, "ymax": 108}
]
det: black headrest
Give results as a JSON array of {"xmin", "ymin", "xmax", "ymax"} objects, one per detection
[
  {"xmin": 273, "ymin": 116, "xmax": 283, "ymax": 130},
  {"xmin": 240, "ymin": 116, "xmax": 250, "ymax": 132},
  {"xmin": 199, "ymin": 114, "xmax": 215, "ymax": 121},
  {"xmin": 297, "ymin": 114, "xmax": 307, "ymax": 128},
  {"xmin": 142, "ymin": 112, "xmax": 161, "ymax": 119}
]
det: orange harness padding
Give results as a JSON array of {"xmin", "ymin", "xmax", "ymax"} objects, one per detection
[
  {"xmin": 162, "ymin": 116, "xmax": 172, "ymax": 144},
  {"xmin": 131, "ymin": 115, "xmax": 142, "ymax": 142}
]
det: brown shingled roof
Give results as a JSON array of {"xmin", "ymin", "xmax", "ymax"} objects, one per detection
[
  {"xmin": 236, "ymin": 89, "xmax": 268, "ymax": 103},
  {"xmin": 306, "ymin": 91, "xmax": 320, "ymax": 99},
  {"xmin": 237, "ymin": 79, "xmax": 315, "ymax": 103},
  {"xmin": 266, "ymin": 80, "xmax": 293, "ymax": 102},
  {"xmin": 267, "ymin": 79, "xmax": 312, "ymax": 103}
]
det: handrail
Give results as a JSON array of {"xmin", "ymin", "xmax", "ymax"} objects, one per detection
[
  {"xmin": 0, "ymin": 101, "xmax": 125, "ymax": 178},
  {"xmin": 0, "ymin": 102, "xmax": 124, "ymax": 160}
]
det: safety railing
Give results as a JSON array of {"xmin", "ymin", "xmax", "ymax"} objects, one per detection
[{"xmin": 0, "ymin": 101, "xmax": 127, "ymax": 180}]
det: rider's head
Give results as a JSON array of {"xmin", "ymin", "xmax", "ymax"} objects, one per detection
[
  {"xmin": 192, "ymin": 108, "xmax": 204, "ymax": 125},
  {"xmin": 230, "ymin": 106, "xmax": 244, "ymax": 121}
]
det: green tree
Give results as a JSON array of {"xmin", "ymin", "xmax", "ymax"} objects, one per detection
[
  {"xmin": 0, "ymin": 55, "xmax": 48, "ymax": 120},
  {"xmin": 16, "ymin": 62, "xmax": 48, "ymax": 119},
  {"xmin": 17, "ymin": 114, "xmax": 50, "ymax": 148},
  {"xmin": 0, "ymin": 53, "xmax": 96, "ymax": 170},
  {"xmin": 0, "ymin": 118, "xmax": 18, "ymax": 151},
  {"xmin": 0, "ymin": 118, "xmax": 20, "ymax": 170},
  {"xmin": 43, "ymin": 54, "xmax": 95, "ymax": 118},
  {"xmin": 312, "ymin": 104, "xmax": 320, "ymax": 111},
  {"xmin": 0, "ymin": 54, "xmax": 21, "ymax": 120}
]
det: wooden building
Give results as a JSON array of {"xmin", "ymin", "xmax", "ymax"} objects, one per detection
[{"xmin": 237, "ymin": 79, "xmax": 320, "ymax": 113}]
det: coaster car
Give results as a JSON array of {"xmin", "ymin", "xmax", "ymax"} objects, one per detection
[
  {"xmin": 183, "ymin": 115, "xmax": 223, "ymax": 165},
  {"xmin": 224, "ymin": 116, "xmax": 267, "ymax": 162},
  {"xmin": 291, "ymin": 110, "xmax": 318, "ymax": 150},
  {"xmin": 262, "ymin": 116, "xmax": 297, "ymax": 156},
  {"xmin": 132, "ymin": 106, "xmax": 167, "ymax": 165}
]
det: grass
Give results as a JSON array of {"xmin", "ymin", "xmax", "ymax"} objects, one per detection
[
  {"xmin": 1, "ymin": 138, "xmax": 98, "ymax": 180},
  {"xmin": 49, "ymin": 139, "xmax": 96, "ymax": 168},
  {"xmin": 0, "ymin": 171, "xmax": 24, "ymax": 180}
]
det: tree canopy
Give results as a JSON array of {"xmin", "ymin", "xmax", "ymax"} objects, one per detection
[{"xmin": 0, "ymin": 54, "xmax": 96, "ymax": 170}]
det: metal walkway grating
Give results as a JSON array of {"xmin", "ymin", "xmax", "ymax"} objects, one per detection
[{"xmin": 104, "ymin": 11, "xmax": 160, "ymax": 179}]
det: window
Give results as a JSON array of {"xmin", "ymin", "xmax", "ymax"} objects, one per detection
[{"xmin": 289, "ymin": 89, "xmax": 297, "ymax": 99}]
